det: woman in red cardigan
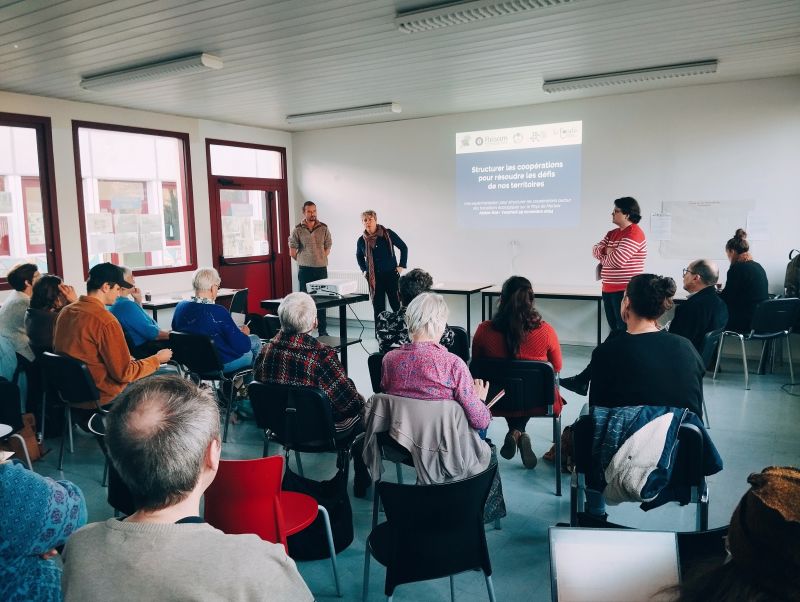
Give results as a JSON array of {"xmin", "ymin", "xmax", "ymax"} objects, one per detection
[{"xmin": 472, "ymin": 276, "xmax": 565, "ymax": 469}]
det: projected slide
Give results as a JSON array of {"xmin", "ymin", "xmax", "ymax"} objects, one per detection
[{"xmin": 456, "ymin": 121, "xmax": 582, "ymax": 228}]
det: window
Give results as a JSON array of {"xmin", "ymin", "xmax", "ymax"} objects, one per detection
[
  {"xmin": 73, "ymin": 122, "xmax": 196, "ymax": 275},
  {"xmin": 0, "ymin": 113, "xmax": 60, "ymax": 288}
]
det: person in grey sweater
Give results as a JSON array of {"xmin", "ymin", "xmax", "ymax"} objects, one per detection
[{"xmin": 61, "ymin": 375, "xmax": 312, "ymax": 602}]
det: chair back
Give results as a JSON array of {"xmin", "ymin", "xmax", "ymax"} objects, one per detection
[
  {"xmin": 168, "ymin": 332, "xmax": 223, "ymax": 375},
  {"xmin": 750, "ymin": 297, "xmax": 800, "ymax": 335},
  {"xmin": 263, "ymin": 315, "xmax": 281, "ymax": 339},
  {"xmin": 367, "ymin": 352, "xmax": 384, "ymax": 393},
  {"xmin": 40, "ymin": 351, "xmax": 100, "ymax": 405},
  {"xmin": 469, "ymin": 358, "xmax": 555, "ymax": 414},
  {"xmin": 700, "ymin": 328, "xmax": 724, "ymax": 368},
  {"xmin": 228, "ymin": 288, "xmax": 249, "ymax": 315},
  {"xmin": 677, "ymin": 525, "xmax": 729, "ymax": 577},
  {"xmin": 0, "ymin": 378, "xmax": 23, "ymax": 431},
  {"xmin": 448, "ymin": 326, "xmax": 470, "ymax": 363},
  {"xmin": 204, "ymin": 455, "xmax": 285, "ymax": 544},
  {"xmin": 375, "ymin": 463, "xmax": 496, "ymax": 582},
  {"xmin": 249, "ymin": 381, "xmax": 337, "ymax": 451}
]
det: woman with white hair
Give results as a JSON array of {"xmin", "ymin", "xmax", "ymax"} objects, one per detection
[
  {"xmin": 380, "ymin": 292, "xmax": 491, "ymax": 432},
  {"xmin": 171, "ymin": 267, "xmax": 262, "ymax": 372},
  {"xmin": 254, "ymin": 292, "xmax": 371, "ymax": 497}
]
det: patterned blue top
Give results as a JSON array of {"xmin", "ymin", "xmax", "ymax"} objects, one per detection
[{"xmin": 0, "ymin": 461, "xmax": 87, "ymax": 601}]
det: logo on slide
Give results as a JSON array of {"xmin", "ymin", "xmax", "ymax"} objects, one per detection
[
  {"xmin": 475, "ymin": 137, "xmax": 484, "ymax": 146},
  {"xmin": 513, "ymin": 132, "xmax": 523, "ymax": 143},
  {"xmin": 460, "ymin": 135, "xmax": 471, "ymax": 147}
]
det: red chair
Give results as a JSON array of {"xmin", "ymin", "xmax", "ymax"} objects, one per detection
[{"xmin": 204, "ymin": 455, "xmax": 341, "ymax": 597}]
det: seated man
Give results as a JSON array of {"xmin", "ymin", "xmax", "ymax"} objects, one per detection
[
  {"xmin": 172, "ymin": 267, "xmax": 261, "ymax": 373},
  {"xmin": 61, "ymin": 375, "xmax": 312, "ymax": 601},
  {"xmin": 53, "ymin": 263, "xmax": 172, "ymax": 414},
  {"xmin": 669, "ymin": 259, "xmax": 729, "ymax": 354},
  {"xmin": 108, "ymin": 266, "xmax": 169, "ymax": 359},
  {"xmin": 254, "ymin": 292, "xmax": 371, "ymax": 497}
]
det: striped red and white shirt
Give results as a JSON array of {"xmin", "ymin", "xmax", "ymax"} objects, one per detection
[{"xmin": 592, "ymin": 223, "xmax": 647, "ymax": 293}]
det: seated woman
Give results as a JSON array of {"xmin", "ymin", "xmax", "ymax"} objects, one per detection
[
  {"xmin": 25, "ymin": 274, "xmax": 78, "ymax": 357},
  {"xmin": 589, "ymin": 273, "xmax": 706, "ymax": 417},
  {"xmin": 171, "ymin": 267, "xmax": 261, "ymax": 373},
  {"xmin": 109, "ymin": 266, "xmax": 170, "ymax": 359},
  {"xmin": 719, "ymin": 228, "xmax": 769, "ymax": 333},
  {"xmin": 376, "ymin": 268, "xmax": 454, "ymax": 352},
  {"xmin": 472, "ymin": 276, "xmax": 565, "ymax": 469},
  {"xmin": 0, "ymin": 263, "xmax": 40, "ymax": 363},
  {"xmin": 381, "ymin": 292, "xmax": 491, "ymax": 434},
  {"xmin": 254, "ymin": 292, "xmax": 371, "ymax": 497},
  {"xmin": 0, "ymin": 456, "xmax": 87, "ymax": 602}
]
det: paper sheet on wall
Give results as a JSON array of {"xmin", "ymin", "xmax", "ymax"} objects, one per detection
[
  {"xmin": 90, "ymin": 233, "xmax": 115, "ymax": 254},
  {"xmin": 114, "ymin": 213, "xmax": 139, "ymax": 234},
  {"xmin": 658, "ymin": 200, "xmax": 755, "ymax": 259},
  {"xmin": 115, "ymin": 232, "xmax": 140, "ymax": 253},
  {"xmin": 0, "ymin": 191, "xmax": 12, "ymax": 213},
  {"xmin": 111, "ymin": 196, "xmax": 142, "ymax": 211},
  {"xmin": 27, "ymin": 213, "xmax": 45, "ymax": 245},
  {"xmin": 229, "ymin": 203, "xmax": 254, "ymax": 217},
  {"xmin": 87, "ymin": 212, "xmax": 114, "ymax": 233},
  {"xmin": 139, "ymin": 214, "xmax": 162, "ymax": 234},
  {"xmin": 746, "ymin": 212, "xmax": 769, "ymax": 240},
  {"xmin": 650, "ymin": 213, "xmax": 672, "ymax": 241},
  {"xmin": 139, "ymin": 231, "xmax": 163, "ymax": 252}
]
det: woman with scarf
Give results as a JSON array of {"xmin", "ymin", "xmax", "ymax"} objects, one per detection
[
  {"xmin": 356, "ymin": 210, "xmax": 408, "ymax": 322},
  {"xmin": 719, "ymin": 228, "xmax": 769, "ymax": 333}
]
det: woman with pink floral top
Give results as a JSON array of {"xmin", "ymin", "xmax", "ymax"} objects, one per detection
[{"xmin": 380, "ymin": 292, "xmax": 491, "ymax": 432}]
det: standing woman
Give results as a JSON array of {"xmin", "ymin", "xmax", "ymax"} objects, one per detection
[
  {"xmin": 356, "ymin": 210, "xmax": 408, "ymax": 322},
  {"xmin": 719, "ymin": 229, "xmax": 769, "ymax": 333},
  {"xmin": 472, "ymin": 276, "xmax": 565, "ymax": 469}
]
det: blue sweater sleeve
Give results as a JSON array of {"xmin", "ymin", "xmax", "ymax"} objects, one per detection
[
  {"xmin": 388, "ymin": 229, "xmax": 408, "ymax": 268},
  {"xmin": 111, "ymin": 298, "xmax": 160, "ymax": 348}
]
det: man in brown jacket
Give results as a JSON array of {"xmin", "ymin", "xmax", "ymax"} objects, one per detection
[{"xmin": 53, "ymin": 263, "xmax": 172, "ymax": 410}]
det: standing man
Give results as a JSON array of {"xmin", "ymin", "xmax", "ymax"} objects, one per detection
[
  {"xmin": 356, "ymin": 210, "xmax": 408, "ymax": 323},
  {"xmin": 288, "ymin": 201, "xmax": 332, "ymax": 336},
  {"xmin": 669, "ymin": 259, "xmax": 728, "ymax": 354}
]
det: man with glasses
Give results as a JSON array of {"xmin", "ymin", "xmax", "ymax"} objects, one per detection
[{"xmin": 669, "ymin": 259, "xmax": 728, "ymax": 353}]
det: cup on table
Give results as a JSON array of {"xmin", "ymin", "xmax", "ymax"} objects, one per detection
[{"xmin": 144, "ymin": 291, "xmax": 152, "ymax": 302}]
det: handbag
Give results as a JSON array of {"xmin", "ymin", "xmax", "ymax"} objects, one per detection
[{"xmin": 281, "ymin": 465, "xmax": 354, "ymax": 560}]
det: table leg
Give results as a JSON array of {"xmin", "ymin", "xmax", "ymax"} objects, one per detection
[
  {"xmin": 152, "ymin": 308, "xmax": 158, "ymax": 322},
  {"xmin": 482, "ymin": 294, "xmax": 487, "ymax": 322},
  {"xmin": 339, "ymin": 304, "xmax": 348, "ymax": 374}
]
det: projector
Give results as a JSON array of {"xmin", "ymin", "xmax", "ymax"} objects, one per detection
[{"xmin": 307, "ymin": 278, "xmax": 358, "ymax": 297}]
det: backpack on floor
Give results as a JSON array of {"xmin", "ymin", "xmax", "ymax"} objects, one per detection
[{"xmin": 784, "ymin": 249, "xmax": 800, "ymax": 298}]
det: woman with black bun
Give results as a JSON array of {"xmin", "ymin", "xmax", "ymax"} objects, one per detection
[
  {"xmin": 719, "ymin": 228, "xmax": 769, "ymax": 333},
  {"xmin": 589, "ymin": 273, "xmax": 706, "ymax": 419}
]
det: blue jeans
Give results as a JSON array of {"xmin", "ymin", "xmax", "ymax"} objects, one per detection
[
  {"xmin": 222, "ymin": 335, "xmax": 263, "ymax": 373},
  {"xmin": 579, "ymin": 401, "xmax": 607, "ymax": 516}
]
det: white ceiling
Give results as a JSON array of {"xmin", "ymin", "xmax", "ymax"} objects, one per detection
[{"xmin": 1, "ymin": 0, "xmax": 798, "ymax": 131}]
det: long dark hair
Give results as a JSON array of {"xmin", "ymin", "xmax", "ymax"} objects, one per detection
[
  {"xmin": 30, "ymin": 274, "xmax": 64, "ymax": 312},
  {"xmin": 491, "ymin": 276, "xmax": 542, "ymax": 357}
]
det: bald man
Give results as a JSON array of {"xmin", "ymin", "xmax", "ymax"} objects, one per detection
[{"xmin": 670, "ymin": 259, "xmax": 729, "ymax": 353}]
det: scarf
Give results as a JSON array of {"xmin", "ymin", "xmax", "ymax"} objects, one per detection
[
  {"xmin": 732, "ymin": 251, "xmax": 754, "ymax": 263},
  {"xmin": 362, "ymin": 224, "xmax": 395, "ymax": 298}
]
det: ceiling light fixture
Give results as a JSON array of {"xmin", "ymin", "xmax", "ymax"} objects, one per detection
[
  {"xmin": 286, "ymin": 102, "xmax": 402, "ymax": 125},
  {"xmin": 542, "ymin": 60, "xmax": 719, "ymax": 93},
  {"xmin": 395, "ymin": 0, "xmax": 575, "ymax": 34},
  {"xmin": 80, "ymin": 53, "xmax": 223, "ymax": 90}
]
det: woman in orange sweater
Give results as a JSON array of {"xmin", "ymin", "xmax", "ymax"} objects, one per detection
[{"xmin": 472, "ymin": 276, "xmax": 565, "ymax": 469}]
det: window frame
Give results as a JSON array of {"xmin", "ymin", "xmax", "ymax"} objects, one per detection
[
  {"xmin": 0, "ymin": 112, "xmax": 61, "ymax": 291},
  {"xmin": 72, "ymin": 120, "xmax": 197, "ymax": 278}
]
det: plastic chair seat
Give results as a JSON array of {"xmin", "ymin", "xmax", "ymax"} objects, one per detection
[{"xmin": 281, "ymin": 491, "xmax": 319, "ymax": 536}]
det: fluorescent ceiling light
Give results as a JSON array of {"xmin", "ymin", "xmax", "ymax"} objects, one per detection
[
  {"xmin": 396, "ymin": 0, "xmax": 574, "ymax": 34},
  {"xmin": 286, "ymin": 103, "xmax": 402, "ymax": 125},
  {"xmin": 80, "ymin": 53, "xmax": 223, "ymax": 90},
  {"xmin": 542, "ymin": 60, "xmax": 718, "ymax": 93}
]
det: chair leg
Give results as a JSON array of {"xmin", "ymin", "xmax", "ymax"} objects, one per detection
[
  {"xmin": 40, "ymin": 391, "xmax": 47, "ymax": 443},
  {"xmin": 450, "ymin": 575, "xmax": 455, "ymax": 602},
  {"xmin": 262, "ymin": 435, "xmax": 269, "ymax": 458},
  {"xmin": 713, "ymin": 334, "xmax": 725, "ymax": 380},
  {"xmin": 102, "ymin": 457, "xmax": 109, "ymax": 488},
  {"xmin": 364, "ymin": 488, "xmax": 381, "ymax": 602},
  {"xmin": 222, "ymin": 383, "xmax": 233, "ymax": 443},
  {"xmin": 295, "ymin": 451, "xmax": 304, "ymax": 477},
  {"xmin": 395, "ymin": 461, "xmax": 403, "ymax": 484},
  {"xmin": 494, "ymin": 518, "xmax": 502, "ymax": 530},
  {"xmin": 702, "ymin": 398, "xmax": 710, "ymax": 429},
  {"xmin": 696, "ymin": 483, "xmax": 710, "ymax": 531},
  {"xmin": 485, "ymin": 574, "xmax": 497, "ymax": 602},
  {"xmin": 787, "ymin": 334, "xmax": 795, "ymax": 383},
  {"xmin": 553, "ymin": 414, "xmax": 562, "ymax": 496},
  {"xmin": 67, "ymin": 407, "xmax": 74, "ymax": 453},
  {"xmin": 317, "ymin": 505, "xmax": 341, "ymax": 597},
  {"xmin": 10, "ymin": 433, "xmax": 33, "ymax": 470},
  {"xmin": 739, "ymin": 336, "xmax": 749, "ymax": 390},
  {"xmin": 58, "ymin": 406, "xmax": 69, "ymax": 470}
]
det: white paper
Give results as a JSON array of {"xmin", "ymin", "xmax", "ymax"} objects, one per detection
[
  {"xmin": 650, "ymin": 213, "xmax": 672, "ymax": 241},
  {"xmin": 252, "ymin": 219, "xmax": 265, "ymax": 239},
  {"xmin": 746, "ymin": 212, "xmax": 769, "ymax": 241},
  {"xmin": 111, "ymin": 196, "xmax": 142, "ymax": 211},
  {"xmin": 27, "ymin": 213, "xmax": 45, "ymax": 245},
  {"xmin": 115, "ymin": 232, "xmax": 140, "ymax": 253},
  {"xmin": 0, "ymin": 191, "xmax": 12, "ymax": 213},
  {"xmin": 87, "ymin": 212, "xmax": 114, "ymax": 233},
  {"xmin": 229, "ymin": 203, "xmax": 254, "ymax": 217},
  {"xmin": 231, "ymin": 312, "xmax": 246, "ymax": 327},
  {"xmin": 90, "ymin": 233, "xmax": 116, "ymax": 254},
  {"xmin": 139, "ymin": 231, "xmax": 163, "ymax": 252},
  {"xmin": 114, "ymin": 213, "xmax": 139, "ymax": 234},
  {"xmin": 139, "ymin": 214, "xmax": 162, "ymax": 234}
]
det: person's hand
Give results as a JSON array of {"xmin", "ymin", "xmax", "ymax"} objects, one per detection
[
  {"xmin": 130, "ymin": 286, "xmax": 143, "ymax": 305},
  {"xmin": 473, "ymin": 378, "xmax": 490, "ymax": 402},
  {"xmin": 156, "ymin": 349, "xmax": 173, "ymax": 364},
  {"xmin": 396, "ymin": 267, "xmax": 404, "ymax": 275},
  {"xmin": 58, "ymin": 283, "xmax": 78, "ymax": 303},
  {"xmin": 363, "ymin": 271, "xmax": 368, "ymax": 279},
  {"xmin": 240, "ymin": 323, "xmax": 251, "ymax": 335},
  {"xmin": 40, "ymin": 549, "xmax": 59, "ymax": 561}
]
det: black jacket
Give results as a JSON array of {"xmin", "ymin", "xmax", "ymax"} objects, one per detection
[
  {"xmin": 669, "ymin": 286, "xmax": 728, "ymax": 353},
  {"xmin": 720, "ymin": 260, "xmax": 769, "ymax": 332}
]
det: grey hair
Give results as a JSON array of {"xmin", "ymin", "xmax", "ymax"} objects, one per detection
[
  {"xmin": 689, "ymin": 259, "xmax": 719, "ymax": 286},
  {"xmin": 119, "ymin": 265, "xmax": 133, "ymax": 279},
  {"xmin": 405, "ymin": 292, "xmax": 448, "ymax": 341},
  {"xmin": 278, "ymin": 291, "xmax": 317, "ymax": 334},
  {"xmin": 192, "ymin": 267, "xmax": 221, "ymax": 292},
  {"xmin": 105, "ymin": 375, "xmax": 220, "ymax": 512},
  {"xmin": 361, "ymin": 209, "xmax": 377, "ymax": 220}
]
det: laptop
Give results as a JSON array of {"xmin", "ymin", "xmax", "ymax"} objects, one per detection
[{"xmin": 549, "ymin": 527, "xmax": 680, "ymax": 602}]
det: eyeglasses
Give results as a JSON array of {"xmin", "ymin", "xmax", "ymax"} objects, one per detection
[{"xmin": 682, "ymin": 268, "xmax": 695, "ymax": 277}]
